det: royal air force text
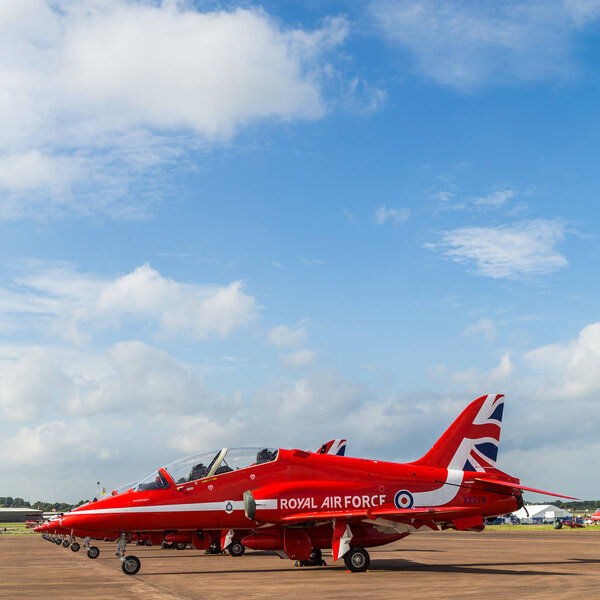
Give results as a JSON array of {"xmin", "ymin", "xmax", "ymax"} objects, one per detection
[{"xmin": 279, "ymin": 495, "xmax": 387, "ymax": 511}]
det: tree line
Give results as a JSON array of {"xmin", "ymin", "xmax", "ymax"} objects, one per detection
[
  {"xmin": 530, "ymin": 500, "xmax": 600, "ymax": 512},
  {"xmin": 0, "ymin": 497, "xmax": 88, "ymax": 512}
]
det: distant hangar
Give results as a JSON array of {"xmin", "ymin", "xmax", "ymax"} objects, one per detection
[{"xmin": 0, "ymin": 507, "xmax": 43, "ymax": 523}]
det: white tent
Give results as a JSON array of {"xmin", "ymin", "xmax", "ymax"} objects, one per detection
[{"xmin": 512, "ymin": 504, "xmax": 572, "ymax": 522}]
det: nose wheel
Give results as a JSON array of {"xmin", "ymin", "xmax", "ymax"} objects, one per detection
[
  {"xmin": 70, "ymin": 542, "xmax": 80, "ymax": 552},
  {"xmin": 121, "ymin": 555, "xmax": 141, "ymax": 575},
  {"xmin": 87, "ymin": 546, "xmax": 100, "ymax": 559},
  {"xmin": 343, "ymin": 547, "xmax": 370, "ymax": 572},
  {"xmin": 117, "ymin": 533, "xmax": 142, "ymax": 575}
]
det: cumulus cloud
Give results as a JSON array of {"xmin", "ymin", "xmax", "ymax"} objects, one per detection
[
  {"xmin": 0, "ymin": 1, "xmax": 350, "ymax": 219},
  {"xmin": 0, "ymin": 348, "xmax": 71, "ymax": 421},
  {"xmin": 373, "ymin": 204, "xmax": 410, "ymax": 226},
  {"xmin": 371, "ymin": 0, "xmax": 600, "ymax": 89},
  {"xmin": 473, "ymin": 190, "xmax": 515, "ymax": 208},
  {"xmin": 463, "ymin": 318, "xmax": 496, "ymax": 343},
  {"xmin": 97, "ymin": 265, "xmax": 257, "ymax": 339},
  {"xmin": 65, "ymin": 341, "xmax": 210, "ymax": 416},
  {"xmin": 281, "ymin": 349, "xmax": 317, "ymax": 368},
  {"xmin": 525, "ymin": 322, "xmax": 600, "ymax": 400},
  {"xmin": 0, "ymin": 420, "xmax": 114, "ymax": 465},
  {"xmin": 0, "ymin": 341, "xmax": 212, "ymax": 419},
  {"xmin": 452, "ymin": 353, "xmax": 514, "ymax": 393},
  {"xmin": 426, "ymin": 219, "xmax": 568, "ymax": 278},
  {"xmin": 268, "ymin": 324, "xmax": 308, "ymax": 348},
  {"xmin": 0, "ymin": 262, "xmax": 257, "ymax": 341}
]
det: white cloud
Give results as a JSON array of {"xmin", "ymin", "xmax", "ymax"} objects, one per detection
[
  {"xmin": 0, "ymin": 347, "xmax": 71, "ymax": 421},
  {"xmin": 97, "ymin": 265, "xmax": 257, "ymax": 339},
  {"xmin": 525, "ymin": 322, "xmax": 600, "ymax": 400},
  {"xmin": 65, "ymin": 341, "xmax": 208, "ymax": 416},
  {"xmin": 463, "ymin": 318, "xmax": 496, "ymax": 343},
  {"xmin": 0, "ymin": 420, "xmax": 113, "ymax": 465},
  {"xmin": 451, "ymin": 353, "xmax": 514, "ymax": 393},
  {"xmin": 427, "ymin": 219, "xmax": 568, "ymax": 278},
  {"xmin": 473, "ymin": 190, "xmax": 515, "ymax": 208},
  {"xmin": 0, "ymin": 1, "xmax": 350, "ymax": 219},
  {"xmin": 0, "ymin": 262, "xmax": 258, "ymax": 341},
  {"xmin": 374, "ymin": 204, "xmax": 410, "ymax": 226},
  {"xmin": 281, "ymin": 349, "xmax": 317, "ymax": 368},
  {"xmin": 371, "ymin": 0, "xmax": 600, "ymax": 89},
  {"xmin": 268, "ymin": 324, "xmax": 308, "ymax": 348},
  {"xmin": 0, "ymin": 341, "xmax": 211, "ymax": 419},
  {"xmin": 0, "ymin": 150, "xmax": 82, "ymax": 192}
]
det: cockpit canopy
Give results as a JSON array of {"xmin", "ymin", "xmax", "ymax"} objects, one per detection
[
  {"xmin": 132, "ymin": 447, "xmax": 279, "ymax": 492},
  {"xmin": 165, "ymin": 447, "xmax": 278, "ymax": 485}
]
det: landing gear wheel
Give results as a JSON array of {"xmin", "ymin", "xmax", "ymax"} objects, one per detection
[
  {"xmin": 297, "ymin": 548, "xmax": 325, "ymax": 567},
  {"xmin": 71, "ymin": 542, "xmax": 80, "ymax": 552},
  {"xmin": 228, "ymin": 541, "xmax": 245, "ymax": 557},
  {"xmin": 121, "ymin": 555, "xmax": 141, "ymax": 575},
  {"xmin": 175, "ymin": 542, "xmax": 187, "ymax": 550},
  {"xmin": 55, "ymin": 539, "xmax": 62, "ymax": 545},
  {"xmin": 205, "ymin": 541, "xmax": 222, "ymax": 554},
  {"xmin": 343, "ymin": 547, "xmax": 370, "ymax": 573},
  {"xmin": 62, "ymin": 540, "xmax": 70, "ymax": 547},
  {"xmin": 87, "ymin": 546, "xmax": 100, "ymax": 559}
]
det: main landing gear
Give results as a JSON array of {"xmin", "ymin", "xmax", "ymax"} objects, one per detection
[
  {"xmin": 205, "ymin": 541, "xmax": 222, "ymax": 555},
  {"xmin": 295, "ymin": 548, "xmax": 327, "ymax": 568},
  {"xmin": 343, "ymin": 547, "xmax": 370, "ymax": 573},
  {"xmin": 228, "ymin": 541, "xmax": 245, "ymax": 557},
  {"xmin": 116, "ymin": 533, "xmax": 141, "ymax": 575}
]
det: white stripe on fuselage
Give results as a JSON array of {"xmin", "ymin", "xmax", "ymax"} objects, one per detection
[
  {"xmin": 70, "ymin": 499, "xmax": 277, "ymax": 516},
  {"xmin": 411, "ymin": 469, "xmax": 463, "ymax": 506}
]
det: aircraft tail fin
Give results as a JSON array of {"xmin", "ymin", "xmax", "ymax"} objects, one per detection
[
  {"xmin": 318, "ymin": 439, "xmax": 347, "ymax": 456},
  {"xmin": 411, "ymin": 394, "xmax": 504, "ymax": 472}
]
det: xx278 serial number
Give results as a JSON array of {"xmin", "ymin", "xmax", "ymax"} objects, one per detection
[{"xmin": 462, "ymin": 495, "xmax": 487, "ymax": 504}]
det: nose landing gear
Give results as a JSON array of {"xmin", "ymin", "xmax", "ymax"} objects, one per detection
[
  {"xmin": 116, "ymin": 533, "xmax": 141, "ymax": 575},
  {"xmin": 83, "ymin": 537, "xmax": 100, "ymax": 559}
]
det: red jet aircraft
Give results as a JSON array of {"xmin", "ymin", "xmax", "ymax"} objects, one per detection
[
  {"xmin": 36, "ymin": 439, "xmax": 348, "ymax": 559},
  {"xmin": 51, "ymin": 394, "xmax": 575, "ymax": 575}
]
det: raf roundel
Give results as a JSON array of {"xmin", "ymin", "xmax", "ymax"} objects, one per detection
[
  {"xmin": 394, "ymin": 490, "xmax": 414, "ymax": 509},
  {"xmin": 224, "ymin": 501, "xmax": 234, "ymax": 514}
]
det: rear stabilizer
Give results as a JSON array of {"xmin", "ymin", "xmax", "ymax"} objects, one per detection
[{"xmin": 412, "ymin": 394, "xmax": 505, "ymax": 472}]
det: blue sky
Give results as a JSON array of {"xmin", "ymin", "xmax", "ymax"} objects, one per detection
[{"xmin": 1, "ymin": 0, "xmax": 600, "ymax": 502}]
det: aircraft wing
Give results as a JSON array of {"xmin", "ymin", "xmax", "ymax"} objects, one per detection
[
  {"xmin": 280, "ymin": 505, "xmax": 479, "ymax": 525},
  {"xmin": 474, "ymin": 477, "xmax": 579, "ymax": 500}
]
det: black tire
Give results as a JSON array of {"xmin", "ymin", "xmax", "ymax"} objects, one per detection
[
  {"xmin": 343, "ymin": 547, "xmax": 370, "ymax": 573},
  {"xmin": 298, "ymin": 548, "xmax": 323, "ymax": 567},
  {"xmin": 206, "ymin": 541, "xmax": 222, "ymax": 554},
  {"xmin": 62, "ymin": 540, "xmax": 70, "ymax": 547},
  {"xmin": 71, "ymin": 542, "xmax": 80, "ymax": 552},
  {"xmin": 121, "ymin": 555, "xmax": 141, "ymax": 575},
  {"xmin": 228, "ymin": 541, "xmax": 245, "ymax": 557},
  {"xmin": 55, "ymin": 539, "xmax": 62, "ymax": 545},
  {"xmin": 87, "ymin": 546, "xmax": 100, "ymax": 559},
  {"xmin": 174, "ymin": 542, "xmax": 187, "ymax": 550}
]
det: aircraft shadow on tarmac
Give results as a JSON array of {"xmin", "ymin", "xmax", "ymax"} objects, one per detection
[
  {"xmin": 139, "ymin": 557, "xmax": 584, "ymax": 578},
  {"xmin": 369, "ymin": 558, "xmax": 585, "ymax": 576}
]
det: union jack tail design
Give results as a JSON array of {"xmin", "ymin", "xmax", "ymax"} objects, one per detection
[
  {"xmin": 318, "ymin": 439, "xmax": 347, "ymax": 456},
  {"xmin": 411, "ymin": 394, "xmax": 504, "ymax": 472}
]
